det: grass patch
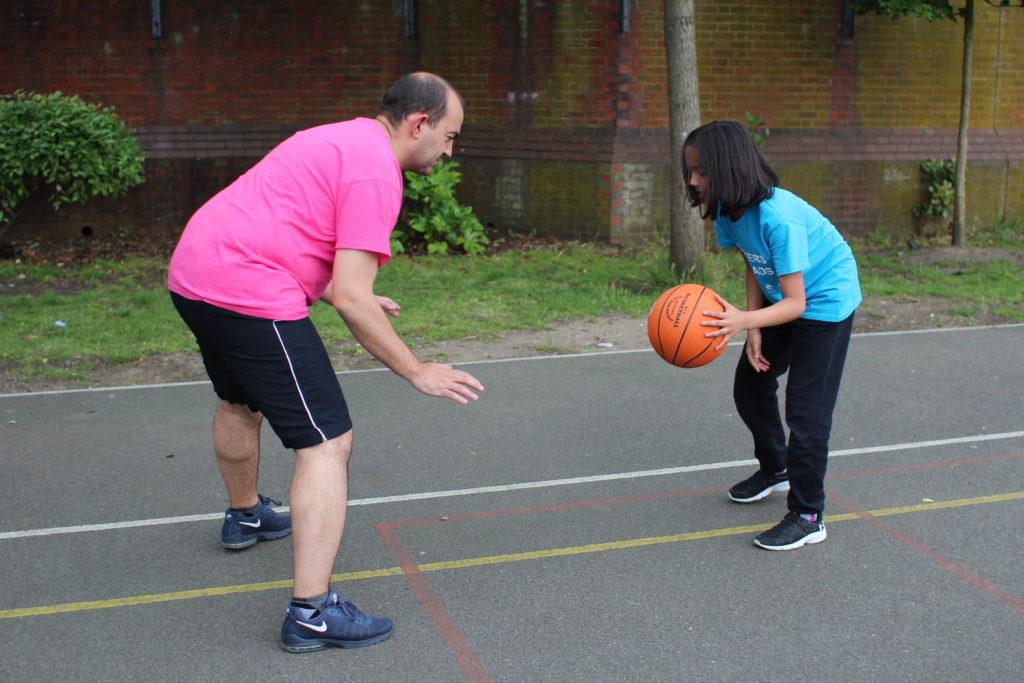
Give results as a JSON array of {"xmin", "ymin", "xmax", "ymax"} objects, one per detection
[
  {"xmin": 308, "ymin": 244, "xmax": 745, "ymax": 346},
  {"xmin": 0, "ymin": 243, "xmax": 744, "ymax": 378},
  {"xmin": 854, "ymin": 250, "xmax": 1022, "ymax": 307},
  {"xmin": 1, "ymin": 229, "xmax": 1020, "ymax": 384},
  {"xmin": 967, "ymin": 214, "xmax": 1024, "ymax": 248},
  {"xmin": 1, "ymin": 259, "xmax": 193, "ymax": 376}
]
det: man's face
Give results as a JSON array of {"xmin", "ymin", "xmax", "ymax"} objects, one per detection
[{"xmin": 408, "ymin": 92, "xmax": 463, "ymax": 175}]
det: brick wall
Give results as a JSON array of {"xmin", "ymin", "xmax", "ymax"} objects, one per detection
[
  {"xmin": 2, "ymin": 2, "xmax": 400, "ymax": 127},
  {"xmin": 2, "ymin": 0, "xmax": 1022, "ymax": 244}
]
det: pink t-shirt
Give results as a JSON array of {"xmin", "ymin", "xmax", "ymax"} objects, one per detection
[{"xmin": 168, "ymin": 118, "xmax": 403, "ymax": 320}]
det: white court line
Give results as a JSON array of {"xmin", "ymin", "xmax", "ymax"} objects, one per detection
[
  {"xmin": 1, "ymin": 323, "xmax": 1021, "ymax": 399},
  {"xmin": 852, "ymin": 323, "xmax": 1024, "ymax": 338},
  {"xmin": 2, "ymin": 430, "xmax": 1021, "ymax": 542}
]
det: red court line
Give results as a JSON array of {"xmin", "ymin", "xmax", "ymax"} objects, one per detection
[
  {"xmin": 384, "ymin": 451, "xmax": 1024, "ymax": 530},
  {"xmin": 376, "ymin": 521, "xmax": 491, "ymax": 683},
  {"xmin": 829, "ymin": 492, "xmax": 1024, "ymax": 615},
  {"xmin": 828, "ymin": 452, "xmax": 1024, "ymax": 482}
]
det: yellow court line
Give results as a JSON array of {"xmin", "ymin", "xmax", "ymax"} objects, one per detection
[
  {"xmin": 2, "ymin": 491, "xmax": 1022, "ymax": 621},
  {"xmin": 865, "ymin": 492, "xmax": 1024, "ymax": 517},
  {"xmin": 413, "ymin": 492, "xmax": 1019, "ymax": 572},
  {"xmin": 0, "ymin": 569, "xmax": 404, "ymax": 621}
]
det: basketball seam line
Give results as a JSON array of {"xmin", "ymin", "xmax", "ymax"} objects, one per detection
[{"xmin": 672, "ymin": 286, "xmax": 707, "ymax": 366}]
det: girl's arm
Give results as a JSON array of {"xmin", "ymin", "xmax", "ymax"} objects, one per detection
[
  {"xmin": 745, "ymin": 264, "xmax": 765, "ymax": 312},
  {"xmin": 742, "ymin": 265, "xmax": 769, "ymax": 372},
  {"xmin": 702, "ymin": 269, "xmax": 806, "ymax": 349}
]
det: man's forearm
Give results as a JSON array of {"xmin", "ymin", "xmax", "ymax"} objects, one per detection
[{"xmin": 333, "ymin": 294, "xmax": 420, "ymax": 380}]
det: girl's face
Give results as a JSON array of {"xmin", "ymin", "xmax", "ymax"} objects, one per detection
[{"xmin": 683, "ymin": 145, "xmax": 708, "ymax": 206}]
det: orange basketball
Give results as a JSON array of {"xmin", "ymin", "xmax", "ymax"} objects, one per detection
[{"xmin": 647, "ymin": 283, "xmax": 727, "ymax": 368}]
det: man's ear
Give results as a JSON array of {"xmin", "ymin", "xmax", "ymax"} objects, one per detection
[{"xmin": 407, "ymin": 112, "xmax": 429, "ymax": 139}]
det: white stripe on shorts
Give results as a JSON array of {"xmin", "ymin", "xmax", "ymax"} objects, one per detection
[{"xmin": 272, "ymin": 320, "xmax": 328, "ymax": 443}]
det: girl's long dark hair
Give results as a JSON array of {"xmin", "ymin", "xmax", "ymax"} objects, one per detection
[{"xmin": 683, "ymin": 120, "xmax": 778, "ymax": 220}]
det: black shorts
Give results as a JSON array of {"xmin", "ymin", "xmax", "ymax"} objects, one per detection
[{"xmin": 170, "ymin": 292, "xmax": 352, "ymax": 450}]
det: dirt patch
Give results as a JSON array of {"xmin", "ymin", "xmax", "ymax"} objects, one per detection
[
  {"xmin": 0, "ymin": 265, "xmax": 168, "ymax": 298},
  {"xmin": 1, "ymin": 232, "xmax": 181, "ymax": 265}
]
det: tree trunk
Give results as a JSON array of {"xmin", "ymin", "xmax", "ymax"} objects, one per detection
[
  {"xmin": 953, "ymin": 0, "xmax": 973, "ymax": 246},
  {"xmin": 663, "ymin": 0, "xmax": 703, "ymax": 276}
]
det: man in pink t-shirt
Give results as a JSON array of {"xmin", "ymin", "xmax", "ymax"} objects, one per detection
[{"xmin": 168, "ymin": 72, "xmax": 483, "ymax": 653}]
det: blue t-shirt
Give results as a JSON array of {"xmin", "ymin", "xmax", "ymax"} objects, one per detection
[{"xmin": 714, "ymin": 188, "xmax": 861, "ymax": 322}]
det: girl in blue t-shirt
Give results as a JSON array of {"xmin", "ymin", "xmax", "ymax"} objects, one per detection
[{"xmin": 682, "ymin": 120, "xmax": 861, "ymax": 551}]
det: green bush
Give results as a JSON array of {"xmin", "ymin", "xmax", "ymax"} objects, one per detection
[
  {"xmin": 394, "ymin": 159, "xmax": 487, "ymax": 255},
  {"xmin": 0, "ymin": 91, "xmax": 145, "ymax": 229},
  {"xmin": 743, "ymin": 111, "xmax": 770, "ymax": 149},
  {"xmin": 914, "ymin": 159, "xmax": 955, "ymax": 221}
]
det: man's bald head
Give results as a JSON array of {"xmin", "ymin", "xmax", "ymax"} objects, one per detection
[{"xmin": 377, "ymin": 72, "xmax": 464, "ymax": 127}]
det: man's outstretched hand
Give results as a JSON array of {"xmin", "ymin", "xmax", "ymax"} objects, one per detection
[{"xmin": 408, "ymin": 362, "xmax": 484, "ymax": 404}]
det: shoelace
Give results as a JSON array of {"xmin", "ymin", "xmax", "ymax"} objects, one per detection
[
  {"xmin": 324, "ymin": 591, "xmax": 367, "ymax": 621},
  {"xmin": 259, "ymin": 495, "xmax": 283, "ymax": 508}
]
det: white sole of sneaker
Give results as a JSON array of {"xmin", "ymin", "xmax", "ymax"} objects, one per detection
[
  {"xmin": 280, "ymin": 630, "xmax": 393, "ymax": 653},
  {"xmin": 221, "ymin": 527, "xmax": 291, "ymax": 550},
  {"xmin": 753, "ymin": 526, "xmax": 827, "ymax": 551},
  {"xmin": 728, "ymin": 480, "xmax": 790, "ymax": 504}
]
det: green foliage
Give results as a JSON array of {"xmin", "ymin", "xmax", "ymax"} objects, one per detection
[
  {"xmin": 3, "ymin": 234, "xmax": 1022, "ymax": 385},
  {"xmin": 395, "ymin": 159, "xmax": 488, "ymax": 255},
  {"xmin": 634, "ymin": 220, "xmax": 676, "ymax": 292},
  {"xmin": 854, "ymin": 248, "xmax": 1023, "ymax": 318},
  {"xmin": 967, "ymin": 214, "xmax": 1024, "ymax": 247},
  {"xmin": 639, "ymin": 220, "xmax": 742, "ymax": 295},
  {"xmin": 865, "ymin": 226, "xmax": 896, "ymax": 247},
  {"xmin": 743, "ymin": 112, "xmax": 770, "ymax": 150},
  {"xmin": 855, "ymin": 0, "xmax": 959, "ymax": 21},
  {"xmin": 0, "ymin": 91, "xmax": 145, "ymax": 228},
  {"xmin": 914, "ymin": 159, "xmax": 955, "ymax": 221}
]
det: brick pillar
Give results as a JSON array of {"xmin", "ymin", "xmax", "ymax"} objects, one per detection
[
  {"xmin": 608, "ymin": 1, "xmax": 658, "ymax": 242},
  {"xmin": 609, "ymin": 4, "xmax": 631, "ymax": 242}
]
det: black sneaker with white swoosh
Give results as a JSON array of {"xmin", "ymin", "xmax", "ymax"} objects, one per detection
[
  {"xmin": 219, "ymin": 494, "xmax": 292, "ymax": 549},
  {"xmin": 280, "ymin": 590, "xmax": 394, "ymax": 652}
]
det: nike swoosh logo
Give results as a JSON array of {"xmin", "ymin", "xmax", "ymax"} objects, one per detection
[
  {"xmin": 238, "ymin": 519, "xmax": 261, "ymax": 528},
  {"xmin": 297, "ymin": 620, "xmax": 327, "ymax": 633}
]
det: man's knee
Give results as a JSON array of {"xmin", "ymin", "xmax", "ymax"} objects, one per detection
[
  {"xmin": 297, "ymin": 429, "xmax": 353, "ymax": 464},
  {"xmin": 217, "ymin": 399, "xmax": 263, "ymax": 425}
]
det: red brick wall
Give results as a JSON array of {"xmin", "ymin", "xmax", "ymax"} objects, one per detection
[
  {"xmin": 2, "ymin": 1, "xmax": 401, "ymax": 128},
  {"xmin": 2, "ymin": 0, "xmax": 1022, "ymax": 243}
]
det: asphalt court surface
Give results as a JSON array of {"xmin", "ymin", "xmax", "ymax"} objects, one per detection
[{"xmin": 1, "ymin": 325, "xmax": 1022, "ymax": 681}]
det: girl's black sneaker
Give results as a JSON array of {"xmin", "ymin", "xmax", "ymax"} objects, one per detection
[
  {"xmin": 754, "ymin": 512, "xmax": 827, "ymax": 550},
  {"xmin": 728, "ymin": 470, "xmax": 790, "ymax": 503}
]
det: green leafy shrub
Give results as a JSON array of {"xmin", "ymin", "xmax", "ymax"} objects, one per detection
[
  {"xmin": 914, "ymin": 159, "xmax": 955, "ymax": 221},
  {"xmin": 394, "ymin": 159, "xmax": 487, "ymax": 255},
  {"xmin": 0, "ymin": 91, "xmax": 145, "ymax": 230},
  {"xmin": 855, "ymin": 0, "xmax": 958, "ymax": 22},
  {"xmin": 743, "ymin": 111, "xmax": 770, "ymax": 149}
]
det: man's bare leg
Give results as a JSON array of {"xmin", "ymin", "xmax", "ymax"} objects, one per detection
[
  {"xmin": 290, "ymin": 431, "xmax": 352, "ymax": 597},
  {"xmin": 213, "ymin": 400, "xmax": 263, "ymax": 509}
]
